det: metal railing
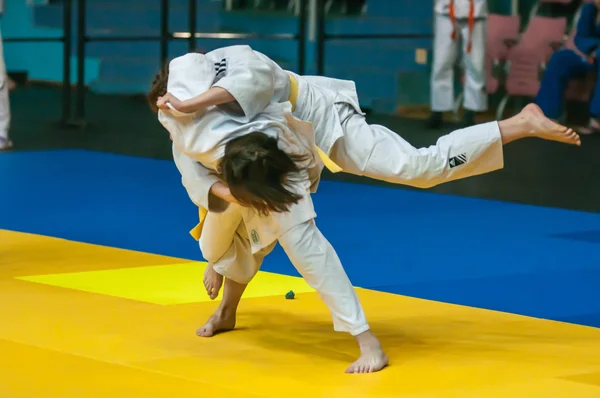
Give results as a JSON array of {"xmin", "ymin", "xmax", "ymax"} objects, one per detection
[
  {"xmin": 5, "ymin": 0, "xmax": 307, "ymax": 126},
  {"xmin": 72, "ymin": 0, "xmax": 307, "ymax": 124},
  {"xmin": 3, "ymin": 0, "xmax": 73, "ymax": 126}
]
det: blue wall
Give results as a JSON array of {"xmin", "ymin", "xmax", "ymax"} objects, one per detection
[
  {"xmin": 1, "ymin": 0, "xmax": 483, "ymax": 113},
  {"xmin": 1, "ymin": 0, "xmax": 100, "ymax": 84}
]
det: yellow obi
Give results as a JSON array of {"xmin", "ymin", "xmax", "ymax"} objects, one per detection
[{"xmin": 189, "ymin": 74, "xmax": 343, "ymax": 241}]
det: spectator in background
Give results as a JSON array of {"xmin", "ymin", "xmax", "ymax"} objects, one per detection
[
  {"xmin": 536, "ymin": 0, "xmax": 600, "ymax": 135},
  {"xmin": 428, "ymin": 0, "xmax": 488, "ymax": 129},
  {"xmin": 0, "ymin": 0, "xmax": 12, "ymax": 151}
]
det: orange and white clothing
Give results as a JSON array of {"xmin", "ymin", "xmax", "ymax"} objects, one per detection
[{"xmin": 431, "ymin": 0, "xmax": 488, "ymax": 112}]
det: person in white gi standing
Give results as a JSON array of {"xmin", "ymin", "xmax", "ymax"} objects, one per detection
[
  {"xmin": 428, "ymin": 0, "xmax": 488, "ymax": 129},
  {"xmin": 0, "ymin": 0, "xmax": 12, "ymax": 151}
]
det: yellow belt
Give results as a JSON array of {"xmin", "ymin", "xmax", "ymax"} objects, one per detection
[
  {"xmin": 189, "ymin": 74, "xmax": 343, "ymax": 241},
  {"xmin": 287, "ymin": 73, "xmax": 343, "ymax": 174}
]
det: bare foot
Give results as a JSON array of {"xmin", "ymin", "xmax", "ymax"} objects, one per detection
[
  {"xmin": 346, "ymin": 330, "xmax": 389, "ymax": 374},
  {"xmin": 203, "ymin": 264, "xmax": 223, "ymax": 300},
  {"xmin": 346, "ymin": 348, "xmax": 388, "ymax": 374},
  {"xmin": 521, "ymin": 103, "xmax": 581, "ymax": 146},
  {"xmin": 196, "ymin": 309, "xmax": 236, "ymax": 337}
]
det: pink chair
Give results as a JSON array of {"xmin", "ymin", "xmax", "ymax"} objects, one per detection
[
  {"xmin": 486, "ymin": 14, "xmax": 521, "ymax": 94},
  {"xmin": 497, "ymin": 16, "xmax": 568, "ymax": 119},
  {"xmin": 452, "ymin": 14, "xmax": 521, "ymax": 118}
]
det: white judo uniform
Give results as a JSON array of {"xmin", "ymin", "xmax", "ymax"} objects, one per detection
[
  {"xmin": 162, "ymin": 50, "xmax": 369, "ymax": 337},
  {"xmin": 162, "ymin": 43, "xmax": 505, "ymax": 336},
  {"xmin": 0, "ymin": 0, "xmax": 10, "ymax": 141},
  {"xmin": 431, "ymin": 0, "xmax": 488, "ymax": 113}
]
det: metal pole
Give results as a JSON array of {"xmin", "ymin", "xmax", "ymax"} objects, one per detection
[
  {"xmin": 62, "ymin": 0, "xmax": 72, "ymax": 126},
  {"xmin": 297, "ymin": 0, "xmax": 306, "ymax": 75},
  {"xmin": 316, "ymin": 0, "xmax": 325, "ymax": 76},
  {"xmin": 511, "ymin": 0, "xmax": 519, "ymax": 15},
  {"xmin": 189, "ymin": 0, "xmax": 197, "ymax": 51},
  {"xmin": 75, "ymin": 0, "xmax": 86, "ymax": 123},
  {"xmin": 160, "ymin": 0, "xmax": 169, "ymax": 68}
]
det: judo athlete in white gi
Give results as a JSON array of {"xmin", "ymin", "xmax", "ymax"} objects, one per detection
[
  {"xmin": 149, "ymin": 47, "xmax": 580, "ymax": 374},
  {"xmin": 0, "ymin": 0, "xmax": 12, "ymax": 151},
  {"xmin": 429, "ymin": 0, "xmax": 488, "ymax": 129},
  {"xmin": 152, "ymin": 51, "xmax": 389, "ymax": 374}
]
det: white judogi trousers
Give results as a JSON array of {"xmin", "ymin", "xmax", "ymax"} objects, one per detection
[
  {"xmin": 430, "ymin": 14, "xmax": 487, "ymax": 112},
  {"xmin": 0, "ymin": 28, "xmax": 10, "ymax": 139},
  {"xmin": 330, "ymin": 104, "xmax": 503, "ymax": 187},
  {"xmin": 289, "ymin": 74, "xmax": 504, "ymax": 188},
  {"xmin": 200, "ymin": 204, "xmax": 369, "ymax": 337}
]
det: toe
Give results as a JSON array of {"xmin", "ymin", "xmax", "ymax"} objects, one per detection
[{"xmin": 196, "ymin": 327, "xmax": 213, "ymax": 337}]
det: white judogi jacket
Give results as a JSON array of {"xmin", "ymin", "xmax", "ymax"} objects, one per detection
[
  {"xmin": 249, "ymin": 50, "xmax": 364, "ymax": 156},
  {"xmin": 162, "ymin": 45, "xmax": 365, "ymax": 250},
  {"xmin": 160, "ymin": 49, "xmax": 324, "ymax": 253}
]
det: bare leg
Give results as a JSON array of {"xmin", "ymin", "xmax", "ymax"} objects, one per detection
[
  {"xmin": 196, "ymin": 278, "xmax": 246, "ymax": 337},
  {"xmin": 499, "ymin": 103, "xmax": 580, "ymax": 146},
  {"xmin": 203, "ymin": 263, "xmax": 224, "ymax": 300},
  {"xmin": 346, "ymin": 330, "xmax": 389, "ymax": 374}
]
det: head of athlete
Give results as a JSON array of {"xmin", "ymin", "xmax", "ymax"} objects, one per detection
[
  {"xmin": 218, "ymin": 132, "xmax": 308, "ymax": 216},
  {"xmin": 147, "ymin": 64, "xmax": 169, "ymax": 113}
]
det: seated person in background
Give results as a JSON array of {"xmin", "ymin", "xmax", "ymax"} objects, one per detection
[{"xmin": 536, "ymin": 0, "xmax": 600, "ymax": 134}]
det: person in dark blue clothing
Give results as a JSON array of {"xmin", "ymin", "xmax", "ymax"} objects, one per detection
[{"xmin": 536, "ymin": 0, "xmax": 600, "ymax": 134}]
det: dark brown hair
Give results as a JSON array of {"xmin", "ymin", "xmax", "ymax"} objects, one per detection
[
  {"xmin": 148, "ymin": 64, "xmax": 169, "ymax": 113},
  {"xmin": 219, "ymin": 132, "xmax": 309, "ymax": 215}
]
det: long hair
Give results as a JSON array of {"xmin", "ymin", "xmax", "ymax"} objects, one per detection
[
  {"xmin": 219, "ymin": 132, "xmax": 309, "ymax": 215},
  {"xmin": 147, "ymin": 63, "xmax": 169, "ymax": 113}
]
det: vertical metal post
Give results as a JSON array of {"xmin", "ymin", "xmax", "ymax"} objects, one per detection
[
  {"xmin": 189, "ymin": 0, "xmax": 197, "ymax": 51},
  {"xmin": 160, "ymin": 0, "xmax": 169, "ymax": 68},
  {"xmin": 297, "ymin": 0, "xmax": 306, "ymax": 75},
  {"xmin": 74, "ymin": 0, "xmax": 86, "ymax": 122},
  {"xmin": 62, "ymin": 0, "xmax": 72, "ymax": 125},
  {"xmin": 316, "ymin": 0, "xmax": 325, "ymax": 76}
]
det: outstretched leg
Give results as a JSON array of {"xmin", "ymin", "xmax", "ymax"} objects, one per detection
[
  {"xmin": 330, "ymin": 103, "xmax": 579, "ymax": 189},
  {"xmin": 278, "ymin": 220, "xmax": 388, "ymax": 374}
]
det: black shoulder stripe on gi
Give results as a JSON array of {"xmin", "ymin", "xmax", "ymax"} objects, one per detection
[{"xmin": 214, "ymin": 58, "xmax": 227, "ymax": 76}]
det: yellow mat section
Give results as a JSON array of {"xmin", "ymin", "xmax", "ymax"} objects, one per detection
[
  {"xmin": 2, "ymin": 229, "xmax": 600, "ymax": 398},
  {"xmin": 17, "ymin": 262, "xmax": 314, "ymax": 305}
]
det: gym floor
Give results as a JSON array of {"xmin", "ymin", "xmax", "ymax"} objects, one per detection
[{"xmin": 1, "ymin": 86, "xmax": 599, "ymax": 397}]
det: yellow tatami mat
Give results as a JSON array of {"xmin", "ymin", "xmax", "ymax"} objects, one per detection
[
  {"xmin": 2, "ymin": 229, "xmax": 600, "ymax": 398},
  {"xmin": 17, "ymin": 262, "xmax": 315, "ymax": 305}
]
